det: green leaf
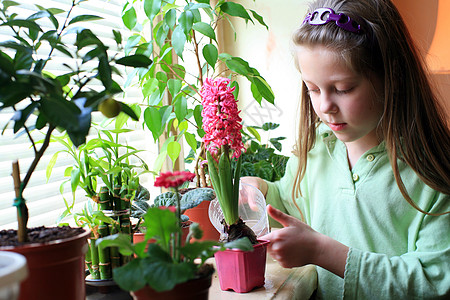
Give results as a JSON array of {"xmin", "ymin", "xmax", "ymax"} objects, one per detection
[
  {"xmin": 143, "ymin": 207, "xmax": 180, "ymax": 248},
  {"xmin": 70, "ymin": 168, "xmax": 80, "ymax": 197},
  {"xmin": 143, "ymin": 259, "xmax": 195, "ymax": 292},
  {"xmin": 98, "ymin": 56, "xmax": 112, "ymax": 90},
  {"xmin": 249, "ymin": 75, "xmax": 275, "ymax": 104},
  {"xmin": 224, "ymin": 237, "xmax": 254, "ymax": 251},
  {"xmin": 2, "ymin": 1, "xmax": 19, "ymax": 10},
  {"xmin": 202, "ymin": 44, "xmax": 218, "ymax": 69},
  {"xmin": 262, "ymin": 122, "xmax": 280, "ymax": 131},
  {"xmin": 220, "ymin": 2, "xmax": 252, "ymax": 23},
  {"xmin": 173, "ymin": 95, "xmax": 187, "ymax": 123},
  {"xmin": 116, "ymin": 54, "xmax": 152, "ymax": 68},
  {"xmin": 155, "ymin": 23, "xmax": 169, "ymax": 48},
  {"xmin": 255, "ymin": 160, "xmax": 273, "ymax": 181},
  {"xmin": 167, "ymin": 141, "xmax": 181, "ymax": 165},
  {"xmin": 180, "ymin": 188, "xmax": 215, "ymax": 210},
  {"xmin": 250, "ymin": 9, "xmax": 268, "ymax": 29},
  {"xmin": 144, "ymin": 0, "xmax": 162, "ymax": 22},
  {"xmin": 167, "ymin": 78, "xmax": 182, "ymax": 98},
  {"xmin": 68, "ymin": 15, "xmax": 103, "ymax": 26},
  {"xmin": 192, "ymin": 22, "xmax": 216, "ymax": 41},
  {"xmin": 122, "ymin": 7, "xmax": 137, "ymax": 30},
  {"xmin": 184, "ymin": 132, "xmax": 197, "ymax": 152},
  {"xmin": 120, "ymin": 102, "xmax": 139, "ymax": 121},
  {"xmin": 225, "ymin": 57, "xmax": 253, "ymax": 76},
  {"xmin": 0, "ymin": 20, "xmax": 42, "ymax": 32},
  {"xmin": 46, "ymin": 152, "xmax": 59, "ymax": 181},
  {"xmin": 112, "ymin": 30, "xmax": 122, "ymax": 44},
  {"xmin": 12, "ymin": 102, "xmax": 38, "ymax": 133},
  {"xmin": 171, "ymin": 25, "xmax": 186, "ymax": 58},
  {"xmin": 142, "ymin": 78, "xmax": 158, "ymax": 98},
  {"xmin": 178, "ymin": 11, "xmax": 194, "ymax": 35},
  {"xmin": 164, "ymin": 8, "xmax": 177, "ymax": 29},
  {"xmin": 193, "ymin": 104, "xmax": 203, "ymax": 128},
  {"xmin": 39, "ymin": 97, "xmax": 81, "ymax": 131},
  {"xmin": 27, "ymin": 10, "xmax": 51, "ymax": 21},
  {"xmin": 246, "ymin": 126, "xmax": 261, "ymax": 142}
]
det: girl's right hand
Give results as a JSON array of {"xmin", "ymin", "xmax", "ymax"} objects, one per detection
[{"xmin": 240, "ymin": 176, "xmax": 268, "ymax": 210}]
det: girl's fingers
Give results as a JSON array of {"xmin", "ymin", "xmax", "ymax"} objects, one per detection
[{"xmin": 266, "ymin": 205, "xmax": 299, "ymax": 227}]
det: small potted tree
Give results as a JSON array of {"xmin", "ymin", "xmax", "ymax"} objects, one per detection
[{"xmin": 0, "ymin": 1, "xmax": 152, "ymax": 299}]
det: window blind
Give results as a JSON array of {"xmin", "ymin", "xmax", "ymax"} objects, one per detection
[{"xmin": 0, "ymin": 0, "xmax": 157, "ymax": 230}]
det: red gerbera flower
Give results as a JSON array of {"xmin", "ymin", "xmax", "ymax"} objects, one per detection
[{"xmin": 154, "ymin": 171, "xmax": 196, "ymax": 188}]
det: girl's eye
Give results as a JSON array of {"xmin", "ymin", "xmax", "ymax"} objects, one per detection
[
  {"xmin": 335, "ymin": 87, "xmax": 353, "ymax": 95},
  {"xmin": 306, "ymin": 88, "xmax": 320, "ymax": 95}
]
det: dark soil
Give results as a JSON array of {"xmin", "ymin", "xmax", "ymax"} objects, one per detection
[
  {"xmin": 0, "ymin": 226, "xmax": 85, "ymax": 247},
  {"xmin": 222, "ymin": 218, "xmax": 258, "ymax": 244}
]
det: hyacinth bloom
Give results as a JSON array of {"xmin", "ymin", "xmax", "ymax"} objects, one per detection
[{"xmin": 200, "ymin": 77, "xmax": 245, "ymax": 159}]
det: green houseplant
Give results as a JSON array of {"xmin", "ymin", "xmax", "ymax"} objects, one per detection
[
  {"xmin": 240, "ymin": 122, "xmax": 289, "ymax": 182},
  {"xmin": 97, "ymin": 170, "xmax": 253, "ymax": 299},
  {"xmin": 0, "ymin": 1, "xmax": 152, "ymax": 299},
  {"xmin": 120, "ymin": 0, "xmax": 274, "ymax": 180}
]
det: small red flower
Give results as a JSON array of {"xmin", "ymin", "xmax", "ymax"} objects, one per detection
[{"xmin": 154, "ymin": 171, "xmax": 195, "ymax": 188}]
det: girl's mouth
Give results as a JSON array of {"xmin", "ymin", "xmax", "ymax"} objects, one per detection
[{"xmin": 328, "ymin": 123, "xmax": 347, "ymax": 131}]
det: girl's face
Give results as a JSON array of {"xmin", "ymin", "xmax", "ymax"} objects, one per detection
[{"xmin": 297, "ymin": 45, "xmax": 383, "ymax": 153}]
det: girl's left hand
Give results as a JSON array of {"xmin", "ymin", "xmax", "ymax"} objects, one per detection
[
  {"xmin": 260, "ymin": 205, "xmax": 349, "ymax": 277},
  {"xmin": 260, "ymin": 205, "xmax": 323, "ymax": 268}
]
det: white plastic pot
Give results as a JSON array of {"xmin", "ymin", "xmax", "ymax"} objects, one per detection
[
  {"xmin": 209, "ymin": 182, "xmax": 270, "ymax": 239},
  {"xmin": 0, "ymin": 251, "xmax": 28, "ymax": 300}
]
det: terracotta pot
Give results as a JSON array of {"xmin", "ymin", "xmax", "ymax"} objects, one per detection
[
  {"xmin": 130, "ymin": 272, "xmax": 212, "ymax": 300},
  {"xmin": 184, "ymin": 200, "xmax": 220, "ymax": 241},
  {"xmin": 214, "ymin": 240, "xmax": 269, "ymax": 293},
  {"xmin": 1, "ymin": 229, "xmax": 90, "ymax": 300}
]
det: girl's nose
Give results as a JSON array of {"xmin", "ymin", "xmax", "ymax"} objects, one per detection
[{"xmin": 320, "ymin": 94, "xmax": 338, "ymax": 114}]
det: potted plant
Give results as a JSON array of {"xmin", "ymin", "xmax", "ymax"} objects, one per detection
[
  {"xmin": 0, "ymin": 1, "xmax": 152, "ymax": 299},
  {"xmin": 240, "ymin": 122, "xmax": 289, "ymax": 182},
  {"xmin": 201, "ymin": 77, "xmax": 269, "ymax": 292},
  {"xmin": 97, "ymin": 170, "xmax": 253, "ymax": 299}
]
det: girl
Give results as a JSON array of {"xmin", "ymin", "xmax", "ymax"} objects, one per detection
[{"xmin": 242, "ymin": 0, "xmax": 450, "ymax": 298}]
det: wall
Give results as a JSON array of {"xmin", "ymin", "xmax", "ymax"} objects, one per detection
[{"xmin": 221, "ymin": 0, "xmax": 449, "ymax": 157}]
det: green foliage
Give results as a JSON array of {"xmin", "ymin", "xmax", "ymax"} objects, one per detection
[
  {"xmin": 240, "ymin": 123, "xmax": 289, "ymax": 182},
  {"xmin": 97, "ymin": 206, "xmax": 253, "ymax": 292},
  {"xmin": 121, "ymin": 0, "xmax": 274, "ymax": 171},
  {"xmin": 0, "ymin": 0, "xmax": 152, "ymax": 236},
  {"xmin": 50, "ymin": 126, "xmax": 152, "ymax": 219}
]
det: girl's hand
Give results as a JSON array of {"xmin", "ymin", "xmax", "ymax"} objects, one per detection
[
  {"xmin": 240, "ymin": 176, "xmax": 268, "ymax": 210},
  {"xmin": 260, "ymin": 205, "xmax": 349, "ymax": 277}
]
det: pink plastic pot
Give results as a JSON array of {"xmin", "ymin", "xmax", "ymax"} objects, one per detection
[{"xmin": 214, "ymin": 240, "xmax": 269, "ymax": 293}]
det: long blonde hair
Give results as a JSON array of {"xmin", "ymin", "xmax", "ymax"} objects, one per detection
[{"xmin": 292, "ymin": 0, "xmax": 450, "ymax": 215}]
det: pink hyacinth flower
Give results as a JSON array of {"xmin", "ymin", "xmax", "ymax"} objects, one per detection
[{"xmin": 200, "ymin": 77, "xmax": 245, "ymax": 159}]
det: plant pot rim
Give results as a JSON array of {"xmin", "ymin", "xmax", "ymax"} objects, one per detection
[
  {"xmin": 0, "ymin": 228, "xmax": 90, "ymax": 251},
  {"xmin": 0, "ymin": 251, "xmax": 28, "ymax": 288},
  {"xmin": 218, "ymin": 239, "xmax": 269, "ymax": 252}
]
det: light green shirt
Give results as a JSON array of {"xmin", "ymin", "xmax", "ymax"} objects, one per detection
[{"xmin": 265, "ymin": 125, "xmax": 450, "ymax": 299}]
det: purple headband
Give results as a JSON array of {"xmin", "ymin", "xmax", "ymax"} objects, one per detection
[{"xmin": 302, "ymin": 7, "xmax": 361, "ymax": 34}]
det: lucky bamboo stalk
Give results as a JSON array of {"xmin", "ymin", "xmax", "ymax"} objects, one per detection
[
  {"xmin": 89, "ymin": 233, "xmax": 100, "ymax": 279},
  {"xmin": 98, "ymin": 222, "xmax": 111, "ymax": 279},
  {"xmin": 98, "ymin": 186, "xmax": 112, "ymax": 211},
  {"xmin": 108, "ymin": 224, "xmax": 121, "ymax": 269}
]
